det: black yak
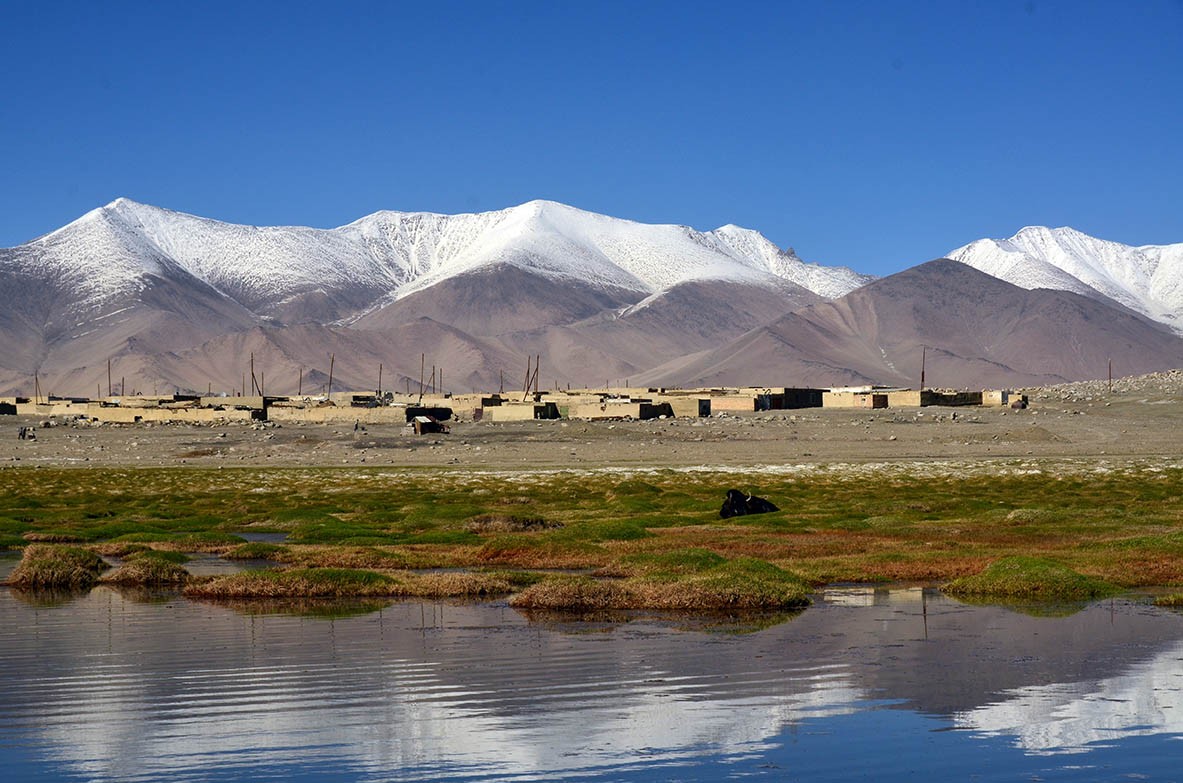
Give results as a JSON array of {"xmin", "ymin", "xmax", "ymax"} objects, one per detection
[{"xmin": 720, "ymin": 489, "xmax": 779, "ymax": 519}]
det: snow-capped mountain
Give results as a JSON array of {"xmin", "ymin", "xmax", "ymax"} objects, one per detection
[
  {"xmin": 0, "ymin": 198, "xmax": 875, "ymax": 395},
  {"xmin": 10, "ymin": 198, "xmax": 872, "ymax": 327},
  {"xmin": 948, "ymin": 227, "xmax": 1183, "ymax": 333},
  {"xmin": 4, "ymin": 201, "xmax": 1180, "ymax": 398}
]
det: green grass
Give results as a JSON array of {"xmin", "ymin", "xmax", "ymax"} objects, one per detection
[
  {"xmin": 944, "ymin": 556, "xmax": 1119, "ymax": 601},
  {"xmin": 224, "ymin": 542, "xmax": 287, "ymax": 560},
  {"xmin": 1, "ymin": 464, "xmax": 1182, "ymax": 606},
  {"xmin": 511, "ymin": 555, "xmax": 810, "ymax": 611},
  {"xmin": 185, "ymin": 567, "xmax": 512, "ymax": 599},
  {"xmin": 101, "ymin": 555, "xmax": 190, "ymax": 586}
]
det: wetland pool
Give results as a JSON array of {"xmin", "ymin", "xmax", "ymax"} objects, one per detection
[{"xmin": 1, "ymin": 585, "xmax": 1182, "ymax": 782}]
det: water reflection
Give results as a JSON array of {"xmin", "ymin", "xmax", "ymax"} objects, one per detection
[{"xmin": 0, "ymin": 587, "xmax": 1181, "ymax": 781}]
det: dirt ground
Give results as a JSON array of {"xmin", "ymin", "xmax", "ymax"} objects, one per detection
[{"xmin": 4, "ymin": 373, "xmax": 1182, "ymax": 472}]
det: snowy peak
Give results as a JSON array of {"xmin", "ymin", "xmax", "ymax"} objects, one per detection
[
  {"xmin": 3, "ymin": 199, "xmax": 875, "ymax": 330},
  {"xmin": 948, "ymin": 226, "xmax": 1183, "ymax": 332}
]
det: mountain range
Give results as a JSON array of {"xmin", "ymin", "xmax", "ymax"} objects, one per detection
[{"xmin": 1, "ymin": 199, "xmax": 1180, "ymax": 397}]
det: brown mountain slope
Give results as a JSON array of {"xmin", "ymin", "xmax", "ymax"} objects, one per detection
[
  {"xmin": 498, "ymin": 278, "xmax": 823, "ymax": 387},
  {"xmin": 349, "ymin": 264, "xmax": 646, "ymax": 336},
  {"xmin": 639, "ymin": 259, "xmax": 1183, "ymax": 388}
]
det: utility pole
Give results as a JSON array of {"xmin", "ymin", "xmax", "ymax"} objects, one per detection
[
  {"xmin": 418, "ymin": 354, "xmax": 425, "ymax": 405},
  {"xmin": 327, "ymin": 354, "xmax": 335, "ymax": 398},
  {"xmin": 920, "ymin": 346, "xmax": 927, "ymax": 390}
]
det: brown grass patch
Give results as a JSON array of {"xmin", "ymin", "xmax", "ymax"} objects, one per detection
[
  {"xmin": 474, "ymin": 538, "xmax": 610, "ymax": 569},
  {"xmin": 464, "ymin": 514, "xmax": 561, "ymax": 534},
  {"xmin": 101, "ymin": 557, "xmax": 190, "ymax": 586},
  {"xmin": 7, "ymin": 544, "xmax": 108, "ymax": 589},
  {"xmin": 183, "ymin": 567, "xmax": 512, "ymax": 599},
  {"xmin": 22, "ymin": 532, "xmax": 83, "ymax": 543}
]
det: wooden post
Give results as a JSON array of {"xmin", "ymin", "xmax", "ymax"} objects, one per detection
[
  {"xmin": 327, "ymin": 354, "xmax": 335, "ymax": 397},
  {"xmin": 121, "ymin": 376, "xmax": 125, "ymax": 397},
  {"xmin": 260, "ymin": 372, "xmax": 265, "ymax": 397},
  {"xmin": 378, "ymin": 363, "xmax": 383, "ymax": 396},
  {"xmin": 34, "ymin": 372, "xmax": 40, "ymax": 404},
  {"xmin": 1108, "ymin": 358, "xmax": 1112, "ymax": 394},
  {"xmin": 107, "ymin": 359, "xmax": 112, "ymax": 398},
  {"xmin": 250, "ymin": 353, "xmax": 257, "ymax": 395},
  {"xmin": 499, "ymin": 370, "xmax": 504, "ymax": 395},
  {"xmin": 298, "ymin": 367, "xmax": 303, "ymax": 396},
  {"xmin": 418, "ymin": 354, "xmax": 425, "ymax": 404},
  {"xmin": 920, "ymin": 346, "xmax": 927, "ymax": 390}
]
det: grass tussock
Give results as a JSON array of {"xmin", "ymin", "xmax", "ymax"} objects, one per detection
[
  {"xmin": 510, "ymin": 557, "xmax": 809, "ymax": 611},
  {"xmin": 509, "ymin": 575, "xmax": 634, "ymax": 611},
  {"xmin": 184, "ymin": 567, "xmax": 512, "ymax": 599},
  {"xmin": 1154, "ymin": 594, "xmax": 1183, "ymax": 608},
  {"xmin": 464, "ymin": 514, "xmax": 561, "ymax": 534},
  {"xmin": 475, "ymin": 537, "xmax": 610, "ymax": 569},
  {"xmin": 281, "ymin": 545, "xmax": 410, "ymax": 569},
  {"xmin": 224, "ymin": 542, "xmax": 288, "ymax": 560},
  {"xmin": 186, "ymin": 568, "xmax": 399, "ymax": 598},
  {"xmin": 7, "ymin": 544, "xmax": 108, "ymax": 589},
  {"xmin": 101, "ymin": 556, "xmax": 190, "ymax": 586},
  {"xmin": 943, "ymin": 556, "xmax": 1118, "ymax": 601},
  {"xmin": 22, "ymin": 532, "xmax": 84, "ymax": 543}
]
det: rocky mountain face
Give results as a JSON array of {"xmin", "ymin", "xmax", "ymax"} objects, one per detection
[{"xmin": 1, "ymin": 201, "xmax": 1179, "ymax": 397}]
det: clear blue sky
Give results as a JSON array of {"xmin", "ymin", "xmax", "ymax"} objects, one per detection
[{"xmin": 2, "ymin": 0, "xmax": 1180, "ymax": 275}]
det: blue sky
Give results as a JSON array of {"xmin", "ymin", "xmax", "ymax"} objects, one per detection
[{"xmin": 2, "ymin": 0, "xmax": 1180, "ymax": 275}]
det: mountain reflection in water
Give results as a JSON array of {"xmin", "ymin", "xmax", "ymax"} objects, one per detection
[{"xmin": 1, "ymin": 586, "xmax": 1181, "ymax": 782}]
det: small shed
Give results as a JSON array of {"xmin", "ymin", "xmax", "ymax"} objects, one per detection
[{"xmin": 411, "ymin": 416, "xmax": 449, "ymax": 435}]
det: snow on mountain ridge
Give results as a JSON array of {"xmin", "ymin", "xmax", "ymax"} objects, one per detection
[
  {"xmin": 8, "ymin": 198, "xmax": 872, "ymax": 323},
  {"xmin": 948, "ymin": 226, "xmax": 1183, "ymax": 332}
]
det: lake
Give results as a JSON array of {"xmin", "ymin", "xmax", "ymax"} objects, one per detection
[{"xmin": 1, "ymin": 581, "xmax": 1182, "ymax": 782}]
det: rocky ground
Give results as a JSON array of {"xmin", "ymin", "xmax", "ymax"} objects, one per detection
[{"xmin": 3, "ymin": 371, "xmax": 1182, "ymax": 471}]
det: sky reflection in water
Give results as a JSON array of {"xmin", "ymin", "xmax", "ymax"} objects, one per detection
[{"xmin": 1, "ymin": 586, "xmax": 1181, "ymax": 782}]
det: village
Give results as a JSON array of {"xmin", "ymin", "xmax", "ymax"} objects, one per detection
[{"xmin": 0, "ymin": 382, "xmax": 1027, "ymax": 432}]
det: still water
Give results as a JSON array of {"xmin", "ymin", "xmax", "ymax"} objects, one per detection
[{"xmin": 1, "ymin": 583, "xmax": 1181, "ymax": 782}]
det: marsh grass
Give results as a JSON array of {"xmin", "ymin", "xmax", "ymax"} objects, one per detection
[
  {"xmin": 224, "ymin": 542, "xmax": 287, "ymax": 560},
  {"xmin": 281, "ymin": 546, "xmax": 411, "ymax": 569},
  {"xmin": 184, "ymin": 567, "xmax": 513, "ymax": 599},
  {"xmin": 464, "ymin": 514, "xmax": 560, "ymax": 533},
  {"xmin": 943, "ymin": 556, "xmax": 1119, "ymax": 601},
  {"xmin": 101, "ymin": 555, "xmax": 190, "ymax": 586},
  {"xmin": 476, "ymin": 536, "xmax": 610, "ymax": 569},
  {"xmin": 7, "ymin": 544, "xmax": 108, "ymax": 589},
  {"xmin": 511, "ymin": 556, "xmax": 809, "ymax": 611},
  {"xmin": 2, "ymin": 465, "xmax": 1182, "ymax": 598}
]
